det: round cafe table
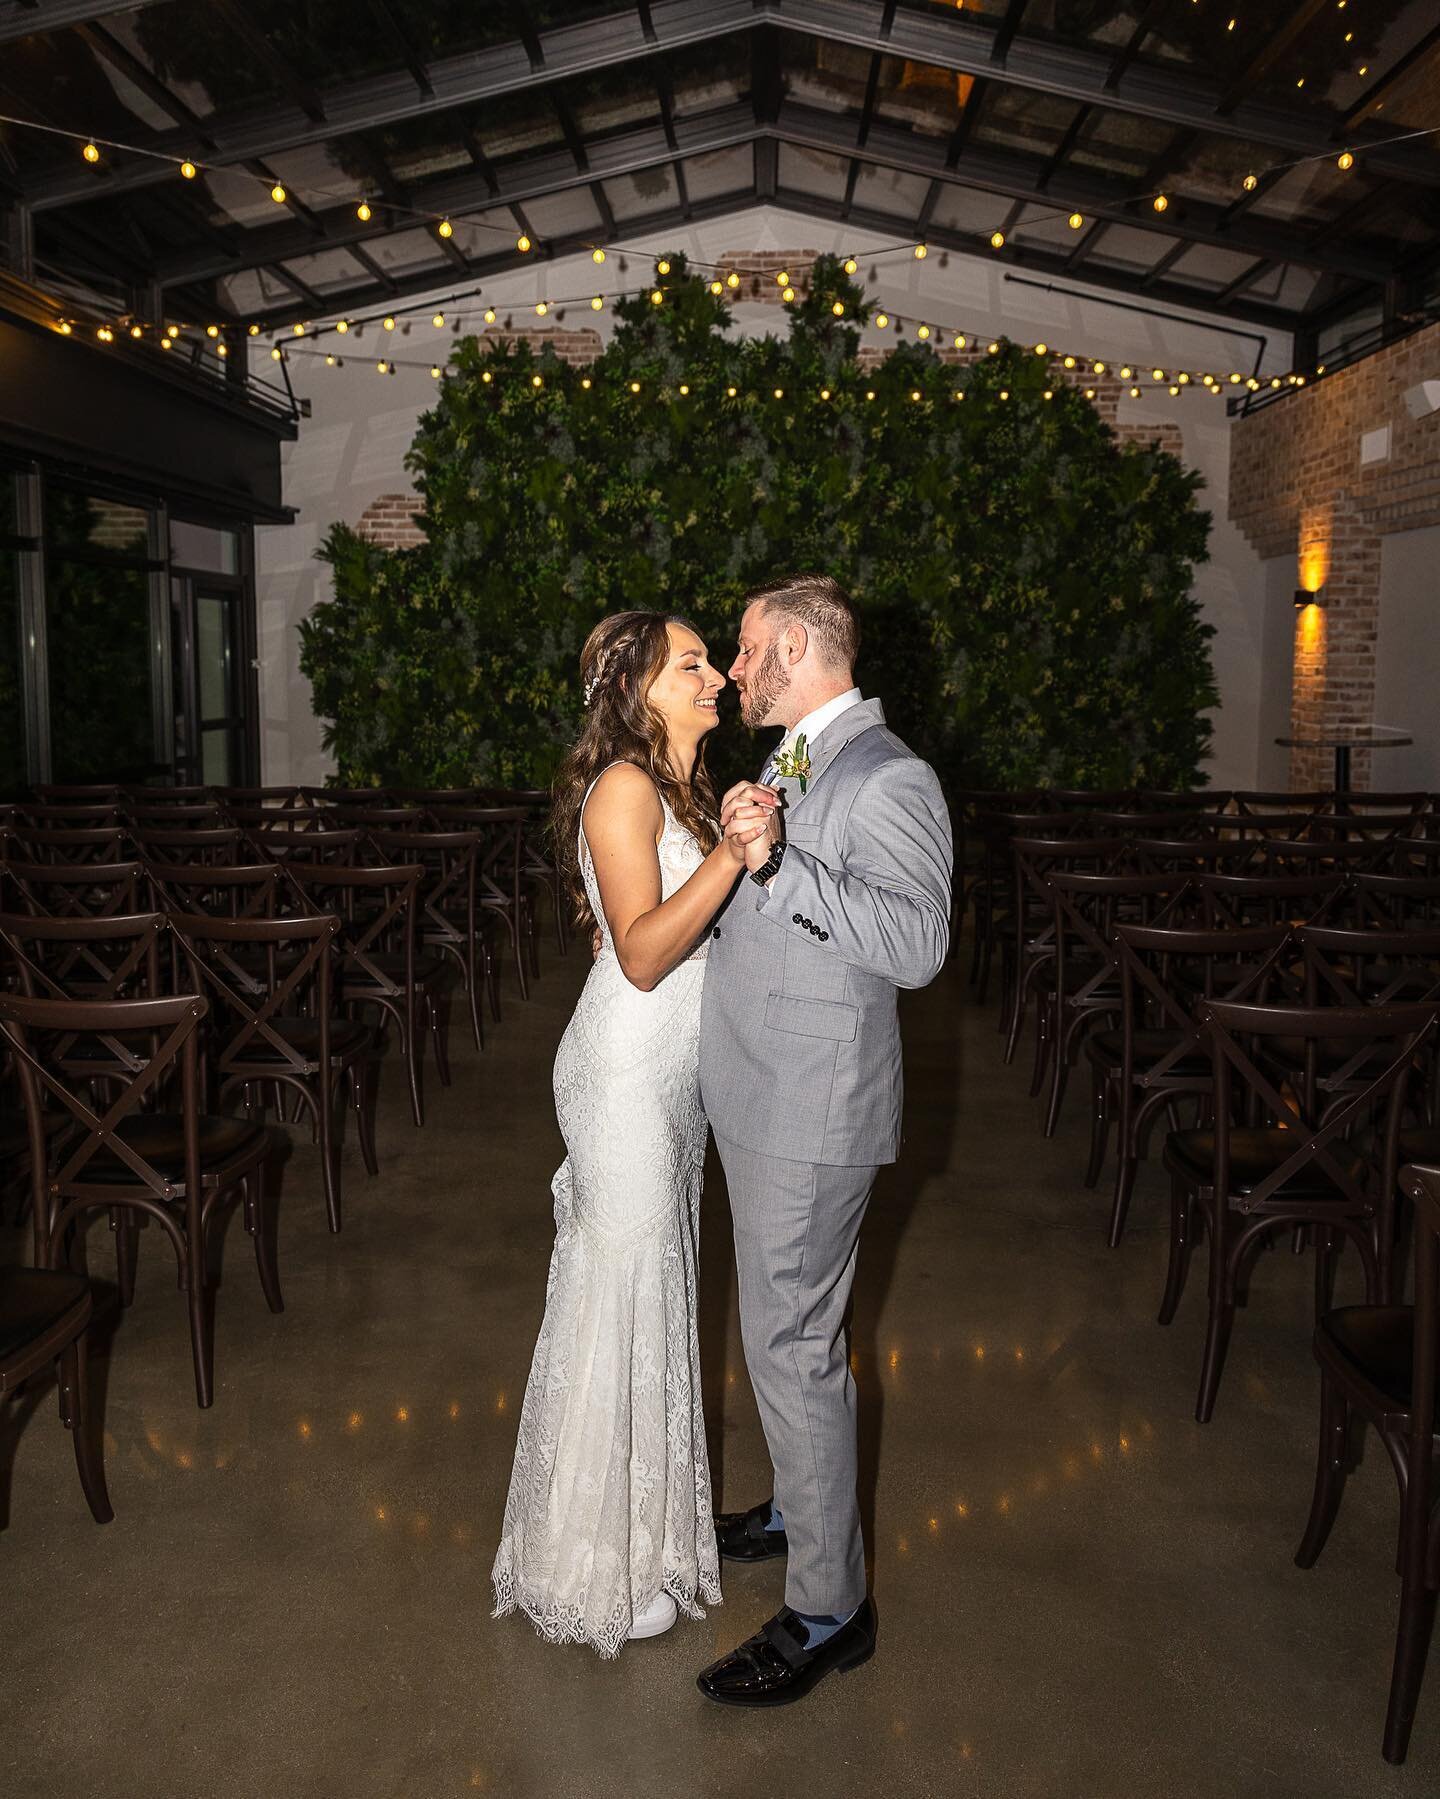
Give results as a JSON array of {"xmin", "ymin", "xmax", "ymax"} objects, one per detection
[{"xmin": 1274, "ymin": 727, "xmax": 1413, "ymax": 801}]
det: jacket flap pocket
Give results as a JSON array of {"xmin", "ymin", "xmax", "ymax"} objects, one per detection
[{"xmin": 764, "ymin": 992, "xmax": 858, "ymax": 1042}]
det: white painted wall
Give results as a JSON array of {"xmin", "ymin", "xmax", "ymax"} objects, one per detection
[
  {"xmin": 1374, "ymin": 525, "xmax": 1440, "ymax": 793},
  {"xmin": 256, "ymin": 203, "xmax": 1290, "ymax": 788}
]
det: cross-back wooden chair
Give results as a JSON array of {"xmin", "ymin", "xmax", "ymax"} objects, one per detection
[
  {"xmin": 14, "ymin": 827, "xmax": 128, "ymax": 866},
  {"xmin": 22, "ymin": 803, "xmax": 123, "ymax": 828},
  {"xmin": 1193, "ymin": 869, "xmax": 1347, "ymax": 930},
  {"xmin": 1350, "ymin": 873, "xmax": 1440, "ymax": 933},
  {"xmin": 371, "ymin": 828, "xmax": 489, "ymax": 1047},
  {"xmin": 33, "ymin": 784, "xmax": 121, "ymax": 806},
  {"xmin": 142, "ymin": 861, "xmax": 285, "ymax": 920},
  {"xmin": 1295, "ymin": 1159, "xmax": 1440, "ymax": 1765},
  {"xmin": 1094, "ymin": 921, "xmax": 1292, "ymax": 1247},
  {"xmin": 0, "ymin": 990, "xmax": 281, "ymax": 1408},
  {"xmin": 286, "ymin": 864, "xmax": 446, "ymax": 1127},
  {"xmin": 0, "ymin": 1262, "xmax": 113, "ymax": 1524},
  {"xmin": 1162, "ymin": 998, "xmax": 1440, "ymax": 1422},
  {"xmin": 170, "ymin": 912, "xmax": 377, "ymax": 1234},
  {"xmin": 1002, "ymin": 835, "xmax": 1124, "ymax": 1069},
  {"xmin": 129, "ymin": 826, "xmax": 248, "ymax": 867},
  {"xmin": 433, "ymin": 806, "xmax": 535, "ymax": 1005},
  {"xmin": 2, "ymin": 858, "xmax": 143, "ymax": 919}
]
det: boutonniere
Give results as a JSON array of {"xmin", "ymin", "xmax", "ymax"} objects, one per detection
[{"xmin": 771, "ymin": 732, "xmax": 811, "ymax": 794}]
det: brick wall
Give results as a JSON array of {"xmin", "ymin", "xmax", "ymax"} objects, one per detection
[
  {"xmin": 356, "ymin": 492, "xmax": 425, "ymax": 550},
  {"xmin": 1229, "ymin": 319, "xmax": 1440, "ymax": 787}
]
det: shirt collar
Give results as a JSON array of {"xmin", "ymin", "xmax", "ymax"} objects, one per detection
[{"xmin": 777, "ymin": 687, "xmax": 863, "ymax": 756}]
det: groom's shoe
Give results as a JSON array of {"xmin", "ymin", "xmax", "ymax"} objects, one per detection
[
  {"xmin": 696, "ymin": 1600, "xmax": 876, "ymax": 1708},
  {"xmin": 715, "ymin": 1499, "xmax": 788, "ymax": 1563}
]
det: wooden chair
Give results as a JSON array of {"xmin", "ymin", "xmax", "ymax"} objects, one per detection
[
  {"xmin": 129, "ymin": 826, "xmax": 248, "ymax": 867},
  {"xmin": 143, "ymin": 862, "xmax": 284, "ymax": 920},
  {"xmin": 171, "ymin": 913, "xmax": 378, "ymax": 1234},
  {"xmin": 1295, "ymin": 1160, "xmax": 1440, "ymax": 1764},
  {"xmin": 0, "ymin": 990, "xmax": 282, "ymax": 1408},
  {"xmin": 14, "ymin": 828, "xmax": 128, "ymax": 866},
  {"xmin": 1093, "ymin": 922, "xmax": 1291, "ymax": 1245},
  {"xmin": 1162, "ymin": 999, "xmax": 1440, "ymax": 1422},
  {"xmin": 433, "ymin": 807, "xmax": 535, "ymax": 1005},
  {"xmin": 2, "ymin": 858, "xmax": 143, "ymax": 919},
  {"xmin": 372, "ymin": 828, "xmax": 489, "ymax": 1048},
  {"xmin": 286, "ymin": 864, "xmax": 448, "ymax": 1127},
  {"xmin": 0, "ymin": 1265, "xmax": 112, "ymax": 1524},
  {"xmin": 33, "ymin": 784, "xmax": 121, "ymax": 806}
]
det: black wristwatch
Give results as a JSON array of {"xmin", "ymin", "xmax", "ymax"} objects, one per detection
[{"xmin": 750, "ymin": 839, "xmax": 786, "ymax": 888}]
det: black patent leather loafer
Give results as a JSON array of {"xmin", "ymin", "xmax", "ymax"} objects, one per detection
[
  {"xmin": 696, "ymin": 1600, "xmax": 876, "ymax": 1708},
  {"xmin": 715, "ymin": 1499, "xmax": 788, "ymax": 1563}
]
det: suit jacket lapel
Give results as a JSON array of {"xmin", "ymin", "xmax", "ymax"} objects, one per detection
[{"xmin": 783, "ymin": 698, "xmax": 886, "ymax": 814}]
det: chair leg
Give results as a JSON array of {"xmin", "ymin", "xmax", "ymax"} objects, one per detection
[
  {"xmin": 1109, "ymin": 1154, "xmax": 1139, "ymax": 1248},
  {"xmin": 1158, "ymin": 1176, "xmax": 1195, "ymax": 1326},
  {"xmin": 1027, "ymin": 996, "xmax": 1050, "ymax": 1096},
  {"xmin": 317, "ymin": 1073, "xmax": 341, "ymax": 1235},
  {"xmin": 1195, "ymin": 1229, "xmax": 1235, "ymax": 1423},
  {"xmin": 247, "ymin": 1166, "xmax": 284, "ymax": 1316},
  {"xmin": 465, "ymin": 944, "xmax": 484, "ymax": 1051},
  {"xmin": 184, "ymin": 1226, "xmax": 214, "ymax": 1410},
  {"xmin": 1044, "ymin": 1019, "xmax": 1073, "ymax": 1138},
  {"xmin": 113, "ymin": 1211, "xmax": 139, "ymax": 1307},
  {"xmin": 1313, "ymin": 1224, "xmax": 1337, "ymax": 1318},
  {"xmin": 1294, "ymin": 1373, "xmax": 1350, "ymax": 1570},
  {"xmin": 1083, "ymin": 1067, "xmax": 1110, "ymax": 1190},
  {"xmin": 430, "ymin": 991, "xmax": 453, "ymax": 1088},
  {"xmin": 1383, "ymin": 1579, "xmax": 1438, "ymax": 1765},
  {"xmin": 350, "ymin": 1061, "xmax": 379, "ymax": 1177},
  {"xmin": 60, "ymin": 1335, "xmax": 113, "ymax": 1524}
]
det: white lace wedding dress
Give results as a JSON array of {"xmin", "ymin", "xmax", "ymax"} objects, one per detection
[{"xmin": 491, "ymin": 772, "xmax": 722, "ymax": 1656}]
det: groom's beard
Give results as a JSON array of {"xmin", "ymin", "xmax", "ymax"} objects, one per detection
[{"xmin": 739, "ymin": 640, "xmax": 791, "ymax": 728}]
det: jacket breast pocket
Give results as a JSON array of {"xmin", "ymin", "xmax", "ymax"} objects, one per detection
[
  {"xmin": 784, "ymin": 820, "xmax": 823, "ymax": 848},
  {"xmin": 764, "ymin": 992, "xmax": 858, "ymax": 1042}
]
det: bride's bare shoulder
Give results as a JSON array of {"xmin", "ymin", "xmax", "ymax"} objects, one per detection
[{"xmin": 583, "ymin": 763, "xmax": 663, "ymax": 837}]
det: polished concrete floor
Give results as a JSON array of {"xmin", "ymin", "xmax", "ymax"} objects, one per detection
[{"xmin": 3, "ymin": 930, "xmax": 1437, "ymax": 1799}]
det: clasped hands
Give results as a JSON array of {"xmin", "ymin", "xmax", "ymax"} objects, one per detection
[{"xmin": 720, "ymin": 780, "xmax": 783, "ymax": 875}]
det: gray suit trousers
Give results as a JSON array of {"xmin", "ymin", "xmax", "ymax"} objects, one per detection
[{"xmin": 715, "ymin": 1132, "xmax": 877, "ymax": 1616}]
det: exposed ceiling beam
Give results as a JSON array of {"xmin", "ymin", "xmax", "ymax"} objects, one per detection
[
  {"xmin": 1216, "ymin": 0, "xmax": 1331, "ymax": 116},
  {"xmin": 141, "ymin": 98, "xmax": 1393, "ymax": 295},
  {"xmin": 777, "ymin": 187, "xmax": 1306, "ymax": 333},
  {"xmin": 1104, "ymin": 0, "xmax": 1165, "ymax": 91},
  {"xmin": 347, "ymin": 241, "xmax": 398, "ymax": 295},
  {"xmin": 209, "ymin": 0, "xmax": 327, "ymax": 127},
  {"xmin": 19, "ymin": 0, "xmax": 1440, "ymax": 213},
  {"xmin": 1214, "ymin": 257, "xmax": 1278, "ymax": 308},
  {"xmin": 1340, "ymin": 24, "xmax": 1440, "ymax": 133},
  {"xmin": 991, "ymin": 0, "xmax": 1031, "ymax": 68},
  {"xmin": 367, "ymin": 0, "xmax": 433, "ymax": 98},
  {"xmin": 72, "ymin": 19, "xmax": 216, "ymax": 145},
  {"xmin": 1036, "ymin": 103, "xmax": 1090, "ymax": 191},
  {"xmin": 0, "ymin": 0, "xmax": 166, "ymax": 44}
]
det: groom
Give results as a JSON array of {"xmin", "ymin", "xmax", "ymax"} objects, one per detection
[{"xmin": 697, "ymin": 573, "xmax": 953, "ymax": 1707}]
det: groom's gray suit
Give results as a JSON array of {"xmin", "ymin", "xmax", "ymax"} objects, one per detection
[{"xmin": 699, "ymin": 697, "xmax": 952, "ymax": 1616}]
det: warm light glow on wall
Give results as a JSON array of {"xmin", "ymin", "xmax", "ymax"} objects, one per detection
[{"xmin": 1298, "ymin": 533, "xmax": 1330, "ymax": 594}]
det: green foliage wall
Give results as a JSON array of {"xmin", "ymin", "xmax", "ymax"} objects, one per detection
[{"xmin": 301, "ymin": 255, "xmax": 1217, "ymax": 792}]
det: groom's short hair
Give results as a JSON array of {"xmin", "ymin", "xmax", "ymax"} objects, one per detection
[{"xmin": 748, "ymin": 573, "xmax": 859, "ymax": 673}]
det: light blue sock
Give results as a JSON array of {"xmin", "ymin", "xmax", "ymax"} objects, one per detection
[
  {"xmin": 793, "ymin": 1606, "xmax": 860, "ymax": 1649},
  {"xmin": 765, "ymin": 1502, "xmax": 785, "ymax": 1533}
]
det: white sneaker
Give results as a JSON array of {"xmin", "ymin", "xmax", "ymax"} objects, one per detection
[{"xmin": 628, "ymin": 1591, "xmax": 678, "ymax": 1641}]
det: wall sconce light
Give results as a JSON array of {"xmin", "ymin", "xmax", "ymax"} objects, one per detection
[{"xmin": 1294, "ymin": 587, "xmax": 1326, "ymax": 609}]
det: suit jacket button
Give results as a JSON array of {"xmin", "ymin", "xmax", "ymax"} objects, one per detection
[
  {"xmin": 712, "ymin": 926, "xmax": 721, "ymax": 939},
  {"xmin": 819, "ymin": 931, "xmax": 829, "ymax": 942},
  {"xmin": 792, "ymin": 913, "xmax": 803, "ymax": 925}
]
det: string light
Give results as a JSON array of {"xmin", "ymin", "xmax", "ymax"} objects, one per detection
[
  {"xmin": 433, "ymin": 312, "xmax": 445, "ymax": 327},
  {"xmin": 382, "ymin": 316, "xmax": 395, "ymax": 331},
  {"xmin": 271, "ymin": 346, "xmax": 282, "ymax": 361},
  {"xmin": 483, "ymin": 307, "xmax": 496, "ymax": 324},
  {"xmin": 843, "ymin": 258, "xmax": 858, "ymax": 275},
  {"xmin": 914, "ymin": 244, "xmax": 928, "ymax": 260},
  {"xmin": 592, "ymin": 248, "xmax": 606, "ymax": 264},
  {"xmin": 431, "ymin": 365, "xmax": 441, "ymax": 378},
  {"xmin": 1034, "ymin": 343, "xmax": 1047, "ymax": 356},
  {"xmin": 1093, "ymin": 360, "xmax": 1106, "ymax": 372},
  {"xmin": 1152, "ymin": 194, "xmax": 1168, "ymax": 213},
  {"xmin": 726, "ymin": 272, "xmax": 740, "ymax": 289},
  {"xmin": 678, "ymin": 383, "xmax": 689, "ymax": 395},
  {"xmin": 820, "ymin": 388, "xmax": 831, "ymax": 400},
  {"xmin": 206, "ymin": 323, "xmax": 219, "ymax": 338},
  {"xmin": 437, "ymin": 219, "xmax": 453, "ymax": 238},
  {"xmin": 630, "ymin": 380, "xmax": 641, "ymax": 393},
  {"xmin": 650, "ymin": 289, "xmax": 663, "ymax": 305},
  {"xmin": 591, "ymin": 295, "xmax": 604, "ymax": 310},
  {"xmin": 336, "ymin": 318, "xmax": 349, "ymax": 333},
  {"xmin": 217, "ymin": 343, "xmax": 228, "ymax": 359},
  {"xmin": 776, "ymin": 270, "xmax": 790, "ymax": 286},
  {"xmin": 831, "ymin": 301, "xmax": 845, "ymax": 316},
  {"xmin": 953, "ymin": 334, "xmax": 966, "ymax": 349},
  {"xmin": 159, "ymin": 334, "xmax": 172, "ymax": 350},
  {"xmin": 917, "ymin": 323, "xmax": 930, "ymax": 339},
  {"xmin": 1337, "ymin": 150, "xmax": 1354, "ymax": 171},
  {"xmin": 1043, "ymin": 390, "xmax": 1054, "ymax": 400},
  {"xmin": 990, "ymin": 230, "xmax": 1005, "ymax": 249},
  {"xmin": 482, "ymin": 370, "xmax": 493, "ymax": 383},
  {"xmin": 910, "ymin": 388, "xmax": 922, "ymax": 401},
  {"xmin": 726, "ymin": 384, "xmax": 737, "ymax": 397},
  {"xmin": 711, "ymin": 280, "xmax": 723, "ymax": 294},
  {"xmin": 129, "ymin": 323, "xmax": 144, "ymax": 339},
  {"xmin": 657, "ymin": 258, "xmax": 671, "ymax": 275},
  {"xmin": 57, "ymin": 321, "xmax": 72, "ymax": 335},
  {"xmin": 1242, "ymin": 173, "xmax": 1258, "ymax": 191},
  {"xmin": 531, "ymin": 373, "xmax": 542, "ymax": 388},
  {"xmin": 248, "ymin": 323, "xmax": 260, "ymax": 336},
  {"xmin": 516, "ymin": 234, "xmax": 532, "ymax": 252},
  {"xmin": 773, "ymin": 387, "xmax": 784, "ymax": 400},
  {"xmin": 325, "ymin": 354, "xmax": 336, "ymax": 366},
  {"xmin": 293, "ymin": 322, "xmax": 306, "ymax": 336},
  {"xmin": 581, "ymin": 376, "xmax": 591, "ymax": 388},
  {"xmin": 1068, "ymin": 212, "xmax": 1084, "ymax": 229},
  {"xmin": 1063, "ymin": 355, "xmax": 1075, "ymax": 368},
  {"xmin": 782, "ymin": 286, "xmax": 796, "ymax": 302},
  {"xmin": 875, "ymin": 312, "xmax": 889, "ymax": 329},
  {"xmin": 1151, "ymin": 367, "xmax": 1164, "ymax": 380},
  {"xmin": 270, "ymin": 183, "xmax": 286, "ymax": 204},
  {"xmin": 535, "ymin": 301, "xmax": 548, "ymax": 316},
  {"xmin": 376, "ymin": 359, "xmax": 389, "ymax": 373},
  {"xmin": 180, "ymin": 160, "xmax": 197, "ymax": 180},
  {"xmin": 82, "ymin": 140, "xmax": 100, "ymax": 163},
  {"xmin": 357, "ymin": 200, "xmax": 372, "ymax": 222}
]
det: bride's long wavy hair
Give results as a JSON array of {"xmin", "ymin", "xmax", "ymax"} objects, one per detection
[{"xmin": 551, "ymin": 610, "xmax": 721, "ymax": 935}]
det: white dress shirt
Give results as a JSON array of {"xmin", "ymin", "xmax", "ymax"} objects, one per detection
[{"xmin": 763, "ymin": 686, "xmax": 862, "ymax": 783}]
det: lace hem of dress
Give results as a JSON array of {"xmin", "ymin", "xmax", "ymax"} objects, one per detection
[{"xmin": 490, "ymin": 1566, "xmax": 722, "ymax": 1661}]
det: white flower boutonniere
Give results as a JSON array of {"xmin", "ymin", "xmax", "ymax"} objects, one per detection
[{"xmin": 771, "ymin": 732, "xmax": 812, "ymax": 794}]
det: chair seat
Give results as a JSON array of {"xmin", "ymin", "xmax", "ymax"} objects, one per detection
[
  {"xmin": 1319, "ymin": 1305, "xmax": 1414, "ymax": 1410},
  {"xmin": 1034, "ymin": 958, "xmax": 1119, "ymax": 998},
  {"xmin": 1087, "ymin": 1029, "xmax": 1209, "ymax": 1077},
  {"xmin": 1357, "ymin": 960, "xmax": 1440, "ymax": 1000},
  {"xmin": 1263, "ymin": 1036, "xmax": 1394, "ymax": 1077},
  {"xmin": 1164, "ymin": 1126, "xmax": 1367, "ymax": 1198},
  {"xmin": 0, "ymin": 1266, "xmax": 90, "ymax": 1362},
  {"xmin": 82, "ymin": 1115, "xmax": 270, "ymax": 1184}
]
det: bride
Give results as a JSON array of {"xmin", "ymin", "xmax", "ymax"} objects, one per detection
[{"xmin": 491, "ymin": 609, "xmax": 773, "ymax": 1655}]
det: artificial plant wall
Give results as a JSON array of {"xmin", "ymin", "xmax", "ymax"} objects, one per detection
[{"xmin": 301, "ymin": 254, "xmax": 1216, "ymax": 792}]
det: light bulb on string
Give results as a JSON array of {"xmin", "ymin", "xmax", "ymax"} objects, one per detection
[
  {"xmin": 535, "ymin": 301, "xmax": 548, "ymax": 316},
  {"xmin": 726, "ymin": 271, "xmax": 740, "ymax": 289},
  {"xmin": 776, "ymin": 270, "xmax": 790, "ymax": 286},
  {"xmin": 248, "ymin": 323, "xmax": 260, "ymax": 336},
  {"xmin": 914, "ymin": 244, "xmax": 927, "ymax": 260},
  {"xmin": 657, "ymin": 259, "xmax": 671, "ymax": 275},
  {"xmin": 483, "ymin": 307, "xmax": 496, "ymax": 324},
  {"xmin": 1084, "ymin": 387, "xmax": 1095, "ymax": 399},
  {"xmin": 832, "ymin": 301, "xmax": 845, "ymax": 317},
  {"xmin": 1068, "ymin": 212, "xmax": 1083, "ymax": 229},
  {"xmin": 130, "ymin": 324, "xmax": 144, "ymax": 340},
  {"xmin": 271, "ymin": 346, "xmax": 283, "ymax": 361},
  {"xmin": 437, "ymin": 219, "xmax": 453, "ymax": 238},
  {"xmin": 726, "ymin": 385, "xmax": 737, "ymax": 398},
  {"xmin": 1043, "ymin": 390, "xmax": 1053, "ymax": 400},
  {"xmin": 990, "ymin": 230, "xmax": 1005, "ymax": 249},
  {"xmin": 357, "ymin": 200, "xmax": 372, "ymax": 222},
  {"xmin": 433, "ymin": 313, "xmax": 445, "ymax": 328},
  {"xmin": 711, "ymin": 281, "xmax": 723, "ymax": 295},
  {"xmin": 591, "ymin": 295, "xmax": 604, "ymax": 310},
  {"xmin": 159, "ymin": 335, "xmax": 172, "ymax": 350},
  {"xmin": 180, "ymin": 160, "xmax": 197, "ymax": 180},
  {"xmin": 383, "ymin": 316, "xmax": 395, "ymax": 331},
  {"xmin": 782, "ymin": 286, "xmax": 796, "ymax": 302},
  {"xmin": 820, "ymin": 388, "xmax": 831, "ymax": 401},
  {"xmin": 1152, "ymin": 367, "xmax": 1164, "ymax": 380},
  {"xmin": 376, "ymin": 360, "xmax": 388, "ymax": 373},
  {"xmin": 773, "ymin": 387, "xmax": 784, "ymax": 400},
  {"xmin": 875, "ymin": 312, "xmax": 889, "ymax": 329},
  {"xmin": 325, "ymin": 354, "xmax": 336, "ymax": 366},
  {"xmin": 271, "ymin": 183, "xmax": 287, "ymax": 204},
  {"xmin": 1242, "ymin": 173, "xmax": 1258, "ymax": 191},
  {"xmin": 517, "ymin": 234, "xmax": 532, "ymax": 252},
  {"xmin": 1169, "ymin": 384, "xmax": 1179, "ymax": 395},
  {"xmin": 1177, "ymin": 371, "xmax": 1190, "ymax": 385},
  {"xmin": 650, "ymin": 289, "xmax": 663, "ymax": 305},
  {"xmin": 1152, "ymin": 193, "xmax": 1168, "ymax": 213},
  {"xmin": 1063, "ymin": 355, "xmax": 1075, "ymax": 369},
  {"xmin": 1229, "ymin": 372, "xmax": 1242, "ymax": 384},
  {"xmin": 843, "ymin": 258, "xmax": 857, "ymax": 275},
  {"xmin": 999, "ymin": 389, "xmax": 1009, "ymax": 400},
  {"xmin": 336, "ymin": 318, "xmax": 349, "ymax": 333},
  {"xmin": 1093, "ymin": 360, "xmax": 1106, "ymax": 373},
  {"xmin": 910, "ymin": 389, "xmax": 922, "ymax": 402},
  {"xmin": 217, "ymin": 343, "xmax": 228, "ymax": 359},
  {"xmin": 482, "ymin": 370, "xmax": 493, "ymax": 384},
  {"xmin": 531, "ymin": 374, "xmax": 543, "ymax": 388},
  {"xmin": 431, "ymin": 365, "xmax": 441, "ymax": 379},
  {"xmin": 82, "ymin": 140, "xmax": 100, "ymax": 164},
  {"xmin": 1129, "ymin": 385, "xmax": 1140, "ymax": 397},
  {"xmin": 592, "ymin": 248, "xmax": 606, "ymax": 264},
  {"xmin": 58, "ymin": 321, "xmax": 72, "ymax": 335},
  {"xmin": 1337, "ymin": 150, "xmax": 1354, "ymax": 171},
  {"xmin": 630, "ymin": 380, "xmax": 641, "ymax": 394},
  {"xmin": 1034, "ymin": 343, "xmax": 1047, "ymax": 356},
  {"xmin": 679, "ymin": 383, "xmax": 689, "ymax": 396},
  {"xmin": 917, "ymin": 324, "xmax": 930, "ymax": 339},
  {"xmin": 953, "ymin": 333, "xmax": 967, "ymax": 349},
  {"xmin": 581, "ymin": 376, "xmax": 592, "ymax": 389},
  {"xmin": 865, "ymin": 390, "xmax": 876, "ymax": 401},
  {"xmin": 988, "ymin": 341, "xmax": 999, "ymax": 354},
  {"xmin": 1120, "ymin": 366, "xmax": 1132, "ymax": 378},
  {"xmin": 293, "ymin": 322, "xmax": 306, "ymax": 336}
]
